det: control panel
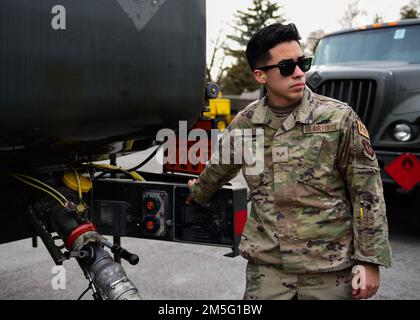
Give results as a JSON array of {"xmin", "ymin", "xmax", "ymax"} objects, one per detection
[{"xmin": 91, "ymin": 179, "xmax": 247, "ymax": 256}]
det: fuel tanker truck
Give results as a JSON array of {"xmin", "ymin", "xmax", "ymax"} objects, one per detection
[{"xmin": 0, "ymin": 0, "xmax": 247, "ymax": 299}]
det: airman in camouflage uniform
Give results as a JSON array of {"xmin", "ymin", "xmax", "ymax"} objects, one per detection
[{"xmin": 188, "ymin": 23, "xmax": 392, "ymax": 300}]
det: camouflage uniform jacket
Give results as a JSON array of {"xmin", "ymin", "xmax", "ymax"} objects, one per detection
[{"xmin": 192, "ymin": 86, "xmax": 392, "ymax": 273}]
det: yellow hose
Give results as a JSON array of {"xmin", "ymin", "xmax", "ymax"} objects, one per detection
[
  {"xmin": 89, "ymin": 163, "xmax": 145, "ymax": 182},
  {"xmin": 10, "ymin": 174, "xmax": 66, "ymax": 207},
  {"xmin": 13, "ymin": 173, "xmax": 69, "ymax": 203}
]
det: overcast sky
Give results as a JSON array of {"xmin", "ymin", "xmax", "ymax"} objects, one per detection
[{"xmin": 206, "ymin": 0, "xmax": 413, "ymax": 74}]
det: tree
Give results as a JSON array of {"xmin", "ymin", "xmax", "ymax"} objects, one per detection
[
  {"xmin": 372, "ymin": 14, "xmax": 384, "ymax": 24},
  {"xmin": 206, "ymin": 30, "xmax": 227, "ymax": 84},
  {"xmin": 219, "ymin": 59, "xmax": 256, "ymax": 94},
  {"xmin": 303, "ymin": 29, "xmax": 326, "ymax": 56},
  {"xmin": 400, "ymin": 0, "xmax": 419, "ymax": 19},
  {"xmin": 220, "ymin": 0, "xmax": 285, "ymax": 94},
  {"xmin": 338, "ymin": 0, "xmax": 367, "ymax": 29}
]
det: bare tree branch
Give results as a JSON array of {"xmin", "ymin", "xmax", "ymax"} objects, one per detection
[
  {"xmin": 206, "ymin": 26, "xmax": 227, "ymax": 82},
  {"xmin": 338, "ymin": 0, "xmax": 367, "ymax": 29}
]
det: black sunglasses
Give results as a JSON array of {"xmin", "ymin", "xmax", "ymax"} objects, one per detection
[{"xmin": 256, "ymin": 57, "xmax": 313, "ymax": 77}]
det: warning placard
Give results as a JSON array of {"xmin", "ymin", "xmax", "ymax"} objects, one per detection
[{"xmin": 384, "ymin": 153, "xmax": 420, "ymax": 191}]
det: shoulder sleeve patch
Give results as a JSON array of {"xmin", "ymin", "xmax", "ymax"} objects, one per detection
[
  {"xmin": 362, "ymin": 139, "xmax": 376, "ymax": 161},
  {"xmin": 357, "ymin": 121, "xmax": 370, "ymax": 139}
]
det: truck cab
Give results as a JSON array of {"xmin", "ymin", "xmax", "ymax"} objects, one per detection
[{"xmin": 307, "ymin": 19, "xmax": 420, "ymax": 194}]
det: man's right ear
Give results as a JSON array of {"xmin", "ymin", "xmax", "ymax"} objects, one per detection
[{"xmin": 254, "ymin": 70, "xmax": 267, "ymax": 85}]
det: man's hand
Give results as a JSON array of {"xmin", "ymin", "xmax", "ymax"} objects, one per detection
[
  {"xmin": 352, "ymin": 264, "xmax": 380, "ymax": 299},
  {"xmin": 185, "ymin": 179, "xmax": 197, "ymax": 205}
]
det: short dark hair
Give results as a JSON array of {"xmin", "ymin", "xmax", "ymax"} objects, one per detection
[{"xmin": 246, "ymin": 23, "xmax": 301, "ymax": 70}]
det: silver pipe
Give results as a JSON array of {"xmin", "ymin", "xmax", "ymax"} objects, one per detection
[
  {"xmin": 72, "ymin": 232, "xmax": 141, "ymax": 300},
  {"xmin": 87, "ymin": 246, "xmax": 141, "ymax": 300}
]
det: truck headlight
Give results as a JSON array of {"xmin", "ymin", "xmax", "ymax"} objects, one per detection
[{"xmin": 392, "ymin": 123, "xmax": 412, "ymax": 142}]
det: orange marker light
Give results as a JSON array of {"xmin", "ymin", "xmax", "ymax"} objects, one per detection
[
  {"xmin": 146, "ymin": 201, "xmax": 155, "ymax": 211},
  {"xmin": 146, "ymin": 221, "xmax": 155, "ymax": 230}
]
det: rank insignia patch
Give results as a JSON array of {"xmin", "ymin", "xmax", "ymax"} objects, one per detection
[
  {"xmin": 357, "ymin": 121, "xmax": 370, "ymax": 139},
  {"xmin": 272, "ymin": 147, "xmax": 288, "ymax": 163},
  {"xmin": 362, "ymin": 140, "xmax": 376, "ymax": 161}
]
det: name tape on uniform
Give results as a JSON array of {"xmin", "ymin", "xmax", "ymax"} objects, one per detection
[{"xmin": 303, "ymin": 123, "xmax": 338, "ymax": 134}]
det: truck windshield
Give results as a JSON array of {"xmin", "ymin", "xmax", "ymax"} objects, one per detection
[{"xmin": 314, "ymin": 25, "xmax": 420, "ymax": 65}]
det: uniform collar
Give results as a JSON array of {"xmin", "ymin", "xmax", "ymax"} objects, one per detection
[
  {"xmin": 295, "ymin": 86, "xmax": 316, "ymax": 125},
  {"xmin": 251, "ymin": 86, "xmax": 316, "ymax": 131},
  {"xmin": 250, "ymin": 95, "xmax": 281, "ymax": 130}
]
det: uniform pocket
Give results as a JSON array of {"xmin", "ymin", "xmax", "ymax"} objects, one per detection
[
  {"xmin": 242, "ymin": 128, "xmax": 265, "ymax": 190},
  {"xmin": 243, "ymin": 172, "xmax": 262, "ymax": 190},
  {"xmin": 296, "ymin": 174, "xmax": 331, "ymax": 195},
  {"xmin": 295, "ymin": 136, "xmax": 334, "ymax": 197}
]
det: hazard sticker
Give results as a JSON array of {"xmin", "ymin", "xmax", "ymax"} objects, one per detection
[
  {"xmin": 385, "ymin": 153, "xmax": 420, "ymax": 191},
  {"xmin": 357, "ymin": 121, "xmax": 370, "ymax": 139}
]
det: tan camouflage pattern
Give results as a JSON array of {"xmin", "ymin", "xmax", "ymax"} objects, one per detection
[
  {"xmin": 243, "ymin": 261, "xmax": 352, "ymax": 300},
  {"xmin": 192, "ymin": 86, "xmax": 392, "ymax": 273}
]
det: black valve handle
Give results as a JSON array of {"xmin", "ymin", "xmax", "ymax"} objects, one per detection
[{"xmin": 111, "ymin": 244, "xmax": 139, "ymax": 265}]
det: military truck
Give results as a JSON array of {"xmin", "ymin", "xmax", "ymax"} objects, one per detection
[
  {"xmin": 0, "ymin": 0, "xmax": 247, "ymax": 299},
  {"xmin": 307, "ymin": 19, "xmax": 420, "ymax": 200}
]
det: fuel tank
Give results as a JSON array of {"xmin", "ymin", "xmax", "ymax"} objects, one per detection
[{"xmin": 0, "ymin": 0, "xmax": 206, "ymax": 168}]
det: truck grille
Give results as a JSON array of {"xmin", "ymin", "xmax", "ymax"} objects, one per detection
[{"xmin": 312, "ymin": 79, "xmax": 376, "ymax": 123}]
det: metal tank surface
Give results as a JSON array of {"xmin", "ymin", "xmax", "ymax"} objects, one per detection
[{"xmin": 0, "ymin": 0, "xmax": 206, "ymax": 167}]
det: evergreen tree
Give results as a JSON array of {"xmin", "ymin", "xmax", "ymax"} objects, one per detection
[
  {"xmin": 220, "ymin": 0, "xmax": 285, "ymax": 94},
  {"xmin": 400, "ymin": 0, "xmax": 419, "ymax": 19}
]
